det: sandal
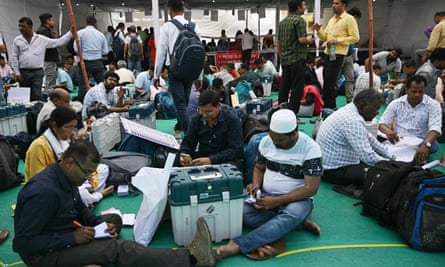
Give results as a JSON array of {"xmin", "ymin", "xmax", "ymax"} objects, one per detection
[
  {"xmin": 0, "ymin": 230, "xmax": 9, "ymax": 244},
  {"xmin": 245, "ymin": 241, "xmax": 287, "ymax": 260}
]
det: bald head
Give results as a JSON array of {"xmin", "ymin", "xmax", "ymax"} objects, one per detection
[{"xmin": 50, "ymin": 88, "xmax": 71, "ymax": 108}]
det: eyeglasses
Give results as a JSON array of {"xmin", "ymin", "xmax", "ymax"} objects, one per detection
[
  {"xmin": 197, "ymin": 107, "xmax": 216, "ymax": 115},
  {"xmin": 72, "ymin": 157, "xmax": 97, "ymax": 179},
  {"xmin": 62, "ymin": 125, "xmax": 78, "ymax": 132}
]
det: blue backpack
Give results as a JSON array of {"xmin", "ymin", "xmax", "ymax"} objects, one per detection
[
  {"xmin": 394, "ymin": 169, "xmax": 445, "ymax": 251},
  {"xmin": 168, "ymin": 19, "xmax": 205, "ymax": 80}
]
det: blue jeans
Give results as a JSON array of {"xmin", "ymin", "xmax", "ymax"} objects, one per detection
[
  {"xmin": 169, "ymin": 73, "xmax": 193, "ymax": 133},
  {"xmin": 233, "ymin": 194, "xmax": 313, "ymax": 254},
  {"xmin": 127, "ymin": 58, "xmax": 141, "ymax": 75}
]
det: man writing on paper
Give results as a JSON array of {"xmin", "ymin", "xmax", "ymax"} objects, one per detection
[
  {"xmin": 14, "ymin": 140, "xmax": 216, "ymax": 267},
  {"xmin": 379, "ymin": 75, "xmax": 442, "ymax": 163},
  {"xmin": 179, "ymin": 89, "xmax": 244, "ymax": 168}
]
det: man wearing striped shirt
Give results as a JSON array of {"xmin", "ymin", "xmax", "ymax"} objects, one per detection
[{"xmin": 316, "ymin": 89, "xmax": 391, "ymax": 186}]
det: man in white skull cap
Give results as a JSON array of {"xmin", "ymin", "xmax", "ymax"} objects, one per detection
[{"xmin": 217, "ymin": 108, "xmax": 322, "ymax": 260}]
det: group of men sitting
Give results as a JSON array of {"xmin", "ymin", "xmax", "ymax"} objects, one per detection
[{"xmin": 12, "ymin": 54, "xmax": 442, "ymax": 267}]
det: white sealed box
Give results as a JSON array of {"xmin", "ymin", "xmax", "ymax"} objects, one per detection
[{"xmin": 169, "ymin": 164, "xmax": 246, "ymax": 246}]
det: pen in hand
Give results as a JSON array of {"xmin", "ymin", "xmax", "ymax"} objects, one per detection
[{"xmin": 73, "ymin": 220, "xmax": 83, "ymax": 228}]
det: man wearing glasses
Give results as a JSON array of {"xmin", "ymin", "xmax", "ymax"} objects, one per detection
[
  {"xmin": 14, "ymin": 140, "xmax": 216, "ymax": 267},
  {"xmin": 316, "ymin": 89, "xmax": 392, "ymax": 187},
  {"xmin": 179, "ymin": 89, "xmax": 244, "ymax": 169}
]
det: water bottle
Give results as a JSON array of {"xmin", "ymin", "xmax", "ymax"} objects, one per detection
[{"xmin": 329, "ymin": 45, "xmax": 336, "ymax": 61}]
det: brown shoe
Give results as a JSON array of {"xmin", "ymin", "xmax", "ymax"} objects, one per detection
[{"xmin": 187, "ymin": 217, "xmax": 215, "ymax": 267}]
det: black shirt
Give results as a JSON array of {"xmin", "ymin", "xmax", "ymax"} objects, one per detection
[
  {"xmin": 180, "ymin": 108, "xmax": 244, "ymax": 163},
  {"xmin": 13, "ymin": 164, "xmax": 103, "ymax": 263},
  {"xmin": 36, "ymin": 25, "xmax": 60, "ymax": 62}
]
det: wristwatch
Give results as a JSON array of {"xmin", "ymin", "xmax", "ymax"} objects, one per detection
[{"xmin": 423, "ymin": 141, "xmax": 432, "ymax": 149}]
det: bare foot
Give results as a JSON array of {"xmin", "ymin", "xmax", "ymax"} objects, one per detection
[
  {"xmin": 303, "ymin": 219, "xmax": 321, "ymax": 236},
  {"xmin": 216, "ymin": 240, "xmax": 240, "ymax": 260}
]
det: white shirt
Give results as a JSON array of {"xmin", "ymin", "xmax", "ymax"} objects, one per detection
[
  {"xmin": 317, "ymin": 103, "xmax": 391, "ymax": 169},
  {"xmin": 154, "ymin": 15, "xmax": 201, "ymax": 79},
  {"xmin": 36, "ymin": 100, "xmax": 56, "ymax": 132},
  {"xmin": 241, "ymin": 32, "xmax": 254, "ymax": 51},
  {"xmin": 115, "ymin": 68, "xmax": 135, "ymax": 84},
  {"xmin": 82, "ymin": 82, "xmax": 119, "ymax": 119},
  {"xmin": 259, "ymin": 133, "xmax": 322, "ymax": 195},
  {"xmin": 124, "ymin": 34, "xmax": 142, "ymax": 45},
  {"xmin": 11, "ymin": 31, "xmax": 72, "ymax": 75},
  {"xmin": 74, "ymin": 26, "xmax": 108, "ymax": 61},
  {"xmin": 379, "ymin": 94, "xmax": 442, "ymax": 139}
]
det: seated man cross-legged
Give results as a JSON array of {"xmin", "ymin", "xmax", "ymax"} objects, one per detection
[
  {"xmin": 216, "ymin": 109, "xmax": 322, "ymax": 260},
  {"xmin": 379, "ymin": 75, "xmax": 442, "ymax": 163}
]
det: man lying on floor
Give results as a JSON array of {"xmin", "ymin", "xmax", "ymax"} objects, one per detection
[{"xmin": 216, "ymin": 109, "xmax": 321, "ymax": 260}]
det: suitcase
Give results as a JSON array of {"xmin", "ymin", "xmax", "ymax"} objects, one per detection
[{"xmin": 169, "ymin": 164, "xmax": 246, "ymax": 246}]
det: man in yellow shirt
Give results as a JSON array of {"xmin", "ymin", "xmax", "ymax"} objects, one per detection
[
  {"xmin": 422, "ymin": 12, "xmax": 445, "ymax": 63},
  {"xmin": 313, "ymin": 0, "xmax": 359, "ymax": 109}
]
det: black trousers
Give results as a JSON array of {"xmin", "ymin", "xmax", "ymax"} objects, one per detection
[
  {"xmin": 20, "ymin": 68, "xmax": 44, "ymax": 101},
  {"xmin": 241, "ymin": 49, "xmax": 252, "ymax": 66},
  {"xmin": 77, "ymin": 59, "xmax": 105, "ymax": 102},
  {"xmin": 322, "ymin": 162, "xmax": 369, "ymax": 186},
  {"xmin": 278, "ymin": 59, "xmax": 306, "ymax": 114},
  {"xmin": 322, "ymin": 54, "xmax": 344, "ymax": 109}
]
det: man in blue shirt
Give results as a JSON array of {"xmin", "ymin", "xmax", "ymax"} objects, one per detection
[
  {"xmin": 55, "ymin": 63, "xmax": 73, "ymax": 92},
  {"xmin": 13, "ymin": 140, "xmax": 215, "ymax": 267},
  {"xmin": 134, "ymin": 65, "xmax": 154, "ymax": 100},
  {"xmin": 74, "ymin": 16, "xmax": 109, "ymax": 102},
  {"xmin": 179, "ymin": 89, "xmax": 244, "ymax": 168}
]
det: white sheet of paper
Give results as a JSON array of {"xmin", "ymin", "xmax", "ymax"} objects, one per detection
[
  {"xmin": 384, "ymin": 138, "xmax": 421, "ymax": 162},
  {"xmin": 94, "ymin": 222, "xmax": 110, "ymax": 239},
  {"xmin": 7, "ymin": 87, "xmax": 30, "ymax": 104},
  {"xmin": 122, "ymin": 213, "xmax": 136, "ymax": 226},
  {"xmin": 231, "ymin": 92, "xmax": 239, "ymax": 107}
]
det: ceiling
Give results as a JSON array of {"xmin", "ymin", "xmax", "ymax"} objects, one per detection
[{"xmin": 87, "ymin": 0, "xmax": 288, "ymax": 11}]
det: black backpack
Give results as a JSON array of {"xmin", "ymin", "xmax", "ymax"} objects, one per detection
[
  {"xmin": 6, "ymin": 131, "xmax": 34, "ymax": 161},
  {"xmin": 26, "ymin": 101, "xmax": 44, "ymax": 135},
  {"xmin": 360, "ymin": 160, "xmax": 415, "ymax": 227},
  {"xmin": 0, "ymin": 135, "xmax": 23, "ymax": 190},
  {"xmin": 101, "ymin": 151, "xmax": 152, "ymax": 187},
  {"xmin": 393, "ymin": 168, "xmax": 445, "ymax": 251},
  {"xmin": 168, "ymin": 19, "xmax": 205, "ymax": 80},
  {"xmin": 112, "ymin": 32, "xmax": 124, "ymax": 61}
]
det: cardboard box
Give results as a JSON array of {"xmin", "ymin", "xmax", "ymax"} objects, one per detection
[{"xmin": 169, "ymin": 164, "xmax": 246, "ymax": 246}]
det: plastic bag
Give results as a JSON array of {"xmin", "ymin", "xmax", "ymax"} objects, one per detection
[{"xmin": 132, "ymin": 167, "xmax": 170, "ymax": 246}]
